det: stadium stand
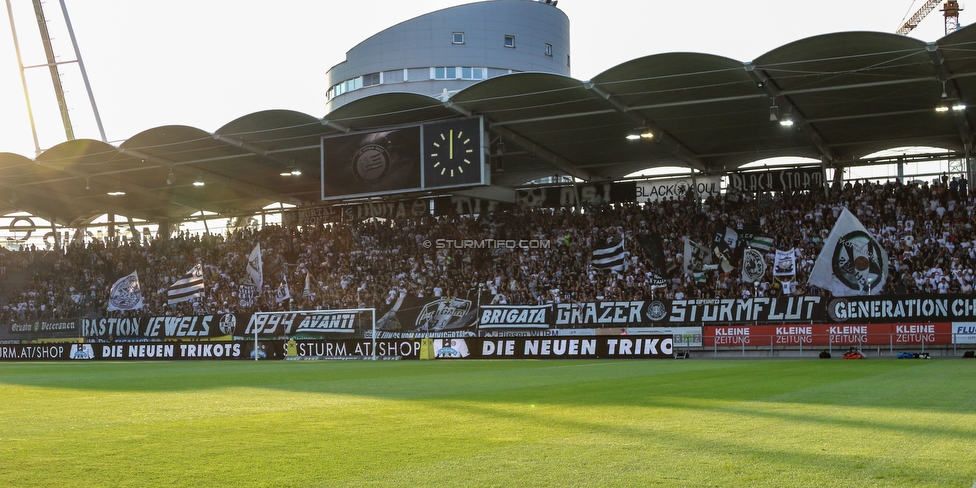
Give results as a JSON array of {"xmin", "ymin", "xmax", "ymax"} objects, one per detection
[{"xmin": 0, "ymin": 175, "xmax": 973, "ymax": 324}]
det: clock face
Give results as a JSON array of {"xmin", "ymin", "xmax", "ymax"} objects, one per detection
[
  {"xmin": 422, "ymin": 117, "xmax": 484, "ymax": 188},
  {"xmin": 429, "ymin": 128, "xmax": 475, "ymax": 178}
]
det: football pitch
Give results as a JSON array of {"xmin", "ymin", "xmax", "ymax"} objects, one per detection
[{"xmin": 0, "ymin": 358, "xmax": 973, "ymax": 487}]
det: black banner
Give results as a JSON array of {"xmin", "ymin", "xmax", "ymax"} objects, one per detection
[
  {"xmin": 297, "ymin": 198, "xmax": 438, "ymax": 225},
  {"xmin": 15, "ymin": 294, "xmax": 976, "ymax": 343},
  {"xmin": 241, "ymin": 311, "xmax": 364, "ymax": 336},
  {"xmin": 77, "ymin": 312, "xmax": 366, "ymax": 339},
  {"xmin": 375, "ymin": 295, "xmax": 482, "ymax": 337},
  {"xmin": 289, "ymin": 336, "xmax": 674, "ymax": 360},
  {"xmin": 825, "ymin": 295, "xmax": 976, "ymax": 323},
  {"xmin": 479, "ymin": 304, "xmax": 552, "ymax": 329},
  {"xmin": 644, "ymin": 297, "xmax": 825, "ymax": 324},
  {"xmin": 298, "ymin": 181, "xmax": 638, "ymax": 225},
  {"xmin": 7, "ymin": 319, "xmax": 79, "ymax": 339},
  {"xmin": 0, "ymin": 344, "xmax": 72, "ymax": 361},
  {"xmin": 729, "ymin": 167, "xmax": 823, "ymax": 193},
  {"xmin": 95, "ymin": 341, "xmax": 248, "ymax": 360},
  {"xmin": 0, "ymin": 342, "xmax": 256, "ymax": 361},
  {"xmin": 516, "ymin": 182, "xmax": 636, "ymax": 208},
  {"xmin": 80, "ymin": 315, "xmax": 236, "ymax": 339},
  {"xmin": 554, "ymin": 301, "xmax": 648, "ymax": 327},
  {"xmin": 475, "ymin": 336, "xmax": 673, "ymax": 359}
]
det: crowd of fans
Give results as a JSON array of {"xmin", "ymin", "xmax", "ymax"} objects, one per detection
[{"xmin": 0, "ymin": 174, "xmax": 973, "ymax": 324}]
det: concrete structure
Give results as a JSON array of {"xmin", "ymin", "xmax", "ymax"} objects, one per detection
[{"xmin": 325, "ymin": 0, "xmax": 569, "ymax": 112}]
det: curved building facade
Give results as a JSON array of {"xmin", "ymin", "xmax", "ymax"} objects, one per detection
[{"xmin": 325, "ymin": 0, "xmax": 570, "ymax": 112}]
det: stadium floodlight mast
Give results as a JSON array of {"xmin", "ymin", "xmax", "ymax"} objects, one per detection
[{"xmin": 250, "ymin": 308, "xmax": 377, "ymax": 361}]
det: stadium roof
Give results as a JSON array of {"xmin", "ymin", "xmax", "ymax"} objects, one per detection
[{"xmin": 1, "ymin": 26, "xmax": 975, "ymax": 226}]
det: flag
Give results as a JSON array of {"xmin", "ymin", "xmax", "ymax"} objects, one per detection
[
  {"xmin": 712, "ymin": 225, "xmax": 739, "ymax": 253},
  {"xmin": 683, "ymin": 237, "xmax": 716, "ymax": 280},
  {"xmin": 167, "ymin": 264, "xmax": 205, "ymax": 305},
  {"xmin": 748, "ymin": 235, "xmax": 774, "ymax": 251},
  {"xmin": 773, "ymin": 249, "xmax": 797, "ymax": 276},
  {"xmin": 238, "ymin": 275, "xmax": 256, "ymax": 308},
  {"xmin": 634, "ymin": 233, "xmax": 671, "ymax": 288},
  {"xmin": 246, "ymin": 244, "xmax": 263, "ymax": 291},
  {"xmin": 741, "ymin": 248, "xmax": 767, "ymax": 283},
  {"xmin": 107, "ymin": 270, "xmax": 144, "ymax": 311},
  {"xmin": 637, "ymin": 233, "xmax": 676, "ymax": 277},
  {"xmin": 592, "ymin": 239, "xmax": 628, "ymax": 271},
  {"xmin": 724, "ymin": 227, "xmax": 739, "ymax": 250},
  {"xmin": 713, "ymin": 246, "xmax": 734, "ymax": 273},
  {"xmin": 808, "ymin": 207, "xmax": 888, "ymax": 296},
  {"xmin": 276, "ymin": 274, "xmax": 292, "ymax": 303},
  {"xmin": 303, "ymin": 271, "xmax": 313, "ymax": 299}
]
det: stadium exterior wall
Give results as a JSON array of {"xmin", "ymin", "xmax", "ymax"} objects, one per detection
[{"xmin": 325, "ymin": 0, "xmax": 570, "ymax": 111}]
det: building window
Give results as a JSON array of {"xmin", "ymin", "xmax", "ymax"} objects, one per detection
[
  {"xmin": 383, "ymin": 69, "xmax": 404, "ymax": 84},
  {"xmin": 567, "ymin": 54, "xmax": 571, "ymax": 67},
  {"xmin": 453, "ymin": 32, "xmax": 464, "ymax": 44},
  {"xmin": 461, "ymin": 67, "xmax": 485, "ymax": 80},
  {"xmin": 504, "ymin": 35, "xmax": 516, "ymax": 48},
  {"xmin": 408, "ymin": 68, "xmax": 428, "ymax": 81},
  {"xmin": 545, "ymin": 43, "xmax": 553, "ymax": 56},
  {"xmin": 362, "ymin": 72, "xmax": 380, "ymax": 87},
  {"xmin": 433, "ymin": 67, "xmax": 458, "ymax": 80}
]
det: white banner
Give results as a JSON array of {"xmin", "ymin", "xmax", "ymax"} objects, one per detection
[
  {"xmin": 636, "ymin": 176, "xmax": 722, "ymax": 203},
  {"xmin": 952, "ymin": 322, "xmax": 976, "ymax": 344},
  {"xmin": 773, "ymin": 249, "xmax": 796, "ymax": 276}
]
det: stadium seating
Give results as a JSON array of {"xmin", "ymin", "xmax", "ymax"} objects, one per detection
[{"xmin": 1, "ymin": 177, "xmax": 973, "ymax": 323}]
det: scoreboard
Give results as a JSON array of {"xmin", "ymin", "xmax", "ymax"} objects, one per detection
[{"xmin": 321, "ymin": 116, "xmax": 488, "ymax": 200}]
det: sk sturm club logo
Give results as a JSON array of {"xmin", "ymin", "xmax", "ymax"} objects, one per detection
[
  {"xmin": 110, "ymin": 275, "xmax": 142, "ymax": 310},
  {"xmin": 645, "ymin": 301, "xmax": 668, "ymax": 321},
  {"xmin": 831, "ymin": 230, "xmax": 885, "ymax": 293},
  {"xmin": 674, "ymin": 179, "xmax": 690, "ymax": 197},
  {"xmin": 218, "ymin": 314, "xmax": 237, "ymax": 335},
  {"xmin": 70, "ymin": 344, "xmax": 94, "ymax": 360},
  {"xmin": 434, "ymin": 339, "xmax": 469, "ymax": 358},
  {"xmin": 417, "ymin": 297, "xmax": 472, "ymax": 332},
  {"xmin": 352, "ymin": 144, "xmax": 391, "ymax": 184},
  {"xmin": 742, "ymin": 248, "xmax": 766, "ymax": 282}
]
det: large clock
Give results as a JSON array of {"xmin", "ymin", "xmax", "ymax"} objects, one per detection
[{"xmin": 422, "ymin": 117, "xmax": 485, "ymax": 189}]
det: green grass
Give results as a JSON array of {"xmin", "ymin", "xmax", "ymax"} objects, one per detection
[{"xmin": 0, "ymin": 359, "xmax": 974, "ymax": 487}]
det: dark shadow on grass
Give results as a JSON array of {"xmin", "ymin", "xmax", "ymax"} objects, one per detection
[
  {"xmin": 0, "ymin": 359, "xmax": 972, "ymax": 418},
  {"xmin": 428, "ymin": 399, "xmax": 973, "ymax": 487}
]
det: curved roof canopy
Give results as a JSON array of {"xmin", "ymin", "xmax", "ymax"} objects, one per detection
[{"xmin": 1, "ymin": 27, "xmax": 974, "ymax": 226}]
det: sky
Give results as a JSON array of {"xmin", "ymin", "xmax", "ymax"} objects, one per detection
[{"xmin": 0, "ymin": 0, "xmax": 958, "ymax": 158}]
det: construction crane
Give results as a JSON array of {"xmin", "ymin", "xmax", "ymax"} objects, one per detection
[{"xmin": 896, "ymin": 0, "xmax": 963, "ymax": 35}]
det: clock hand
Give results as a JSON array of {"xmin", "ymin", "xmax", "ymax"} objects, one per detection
[{"xmin": 449, "ymin": 130, "xmax": 454, "ymax": 159}]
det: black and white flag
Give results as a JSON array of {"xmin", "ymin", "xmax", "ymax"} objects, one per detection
[
  {"xmin": 238, "ymin": 275, "xmax": 256, "ymax": 308},
  {"xmin": 276, "ymin": 274, "xmax": 292, "ymax": 303},
  {"xmin": 167, "ymin": 264, "xmax": 205, "ymax": 305},
  {"xmin": 107, "ymin": 271, "xmax": 144, "ymax": 311},
  {"xmin": 683, "ymin": 237, "xmax": 716, "ymax": 282},
  {"xmin": 632, "ymin": 236, "xmax": 671, "ymax": 285},
  {"xmin": 741, "ymin": 248, "xmax": 767, "ymax": 283},
  {"xmin": 592, "ymin": 239, "xmax": 628, "ymax": 271},
  {"xmin": 809, "ymin": 208, "xmax": 888, "ymax": 296},
  {"xmin": 246, "ymin": 244, "xmax": 263, "ymax": 291}
]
